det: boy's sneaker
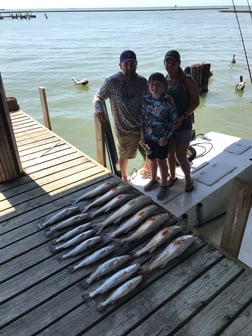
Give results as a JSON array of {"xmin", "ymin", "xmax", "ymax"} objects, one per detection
[
  {"xmin": 144, "ymin": 179, "xmax": 159, "ymax": 191},
  {"xmin": 157, "ymin": 186, "xmax": 169, "ymax": 200}
]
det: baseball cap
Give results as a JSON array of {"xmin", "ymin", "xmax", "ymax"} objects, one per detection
[
  {"xmin": 120, "ymin": 50, "xmax": 137, "ymax": 63},
  {"xmin": 148, "ymin": 72, "xmax": 166, "ymax": 84},
  {"xmin": 164, "ymin": 50, "xmax": 181, "ymax": 62}
]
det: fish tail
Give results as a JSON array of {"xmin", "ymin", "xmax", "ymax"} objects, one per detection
[
  {"xmin": 49, "ymin": 244, "xmax": 58, "ymax": 254},
  {"xmin": 79, "ymin": 281, "xmax": 90, "ymax": 290},
  {"xmin": 67, "ymin": 265, "xmax": 76, "ymax": 273},
  {"xmin": 57, "ymin": 254, "xmax": 65, "ymax": 262},
  {"xmin": 82, "ymin": 294, "xmax": 92, "ymax": 303},
  {"xmin": 92, "ymin": 222, "xmax": 103, "ymax": 233},
  {"xmin": 96, "ymin": 302, "xmax": 105, "ymax": 313},
  {"xmin": 36, "ymin": 222, "xmax": 45, "ymax": 230}
]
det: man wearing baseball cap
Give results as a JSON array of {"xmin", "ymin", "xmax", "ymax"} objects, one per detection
[{"xmin": 94, "ymin": 50, "xmax": 147, "ymax": 181}]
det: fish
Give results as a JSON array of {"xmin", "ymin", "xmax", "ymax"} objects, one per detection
[
  {"xmin": 68, "ymin": 244, "xmax": 115, "ymax": 273},
  {"xmin": 59, "ymin": 236, "xmax": 102, "ymax": 260},
  {"xmin": 82, "ymin": 263, "xmax": 140, "ymax": 301},
  {"xmin": 96, "ymin": 275, "xmax": 143, "ymax": 312},
  {"xmin": 49, "ymin": 229, "xmax": 95, "ymax": 253},
  {"xmin": 83, "ymin": 183, "xmax": 133, "ymax": 212},
  {"xmin": 90, "ymin": 193, "xmax": 135, "ymax": 218},
  {"xmin": 94, "ymin": 195, "xmax": 153, "ymax": 232},
  {"xmin": 72, "ymin": 180, "xmax": 120, "ymax": 204},
  {"xmin": 132, "ymin": 225, "xmax": 183, "ymax": 257},
  {"xmin": 44, "ymin": 212, "xmax": 91, "ymax": 236},
  {"xmin": 108, "ymin": 204, "xmax": 160, "ymax": 238},
  {"xmin": 37, "ymin": 206, "xmax": 81, "ymax": 229},
  {"xmin": 52, "ymin": 222, "xmax": 93, "ymax": 244},
  {"xmin": 83, "ymin": 255, "xmax": 131, "ymax": 287},
  {"xmin": 142, "ymin": 234, "xmax": 196, "ymax": 272},
  {"xmin": 118, "ymin": 212, "xmax": 171, "ymax": 245}
]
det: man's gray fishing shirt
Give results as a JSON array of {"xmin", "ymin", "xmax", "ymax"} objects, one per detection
[{"xmin": 94, "ymin": 72, "xmax": 147, "ymax": 137}]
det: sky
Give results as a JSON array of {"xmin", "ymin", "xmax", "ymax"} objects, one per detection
[{"xmin": 0, "ymin": 0, "xmax": 248, "ymax": 10}]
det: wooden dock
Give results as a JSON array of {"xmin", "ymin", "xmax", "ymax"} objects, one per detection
[{"xmin": 1, "ymin": 111, "xmax": 252, "ymax": 336}]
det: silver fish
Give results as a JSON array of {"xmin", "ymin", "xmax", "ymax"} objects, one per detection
[
  {"xmin": 82, "ymin": 263, "xmax": 140, "ymax": 300},
  {"xmin": 91, "ymin": 193, "xmax": 135, "ymax": 218},
  {"xmin": 109, "ymin": 204, "xmax": 160, "ymax": 238},
  {"xmin": 72, "ymin": 180, "xmax": 120, "ymax": 204},
  {"xmin": 68, "ymin": 244, "xmax": 115, "ymax": 273},
  {"xmin": 143, "ymin": 234, "xmax": 196, "ymax": 272},
  {"xmin": 95, "ymin": 195, "xmax": 153, "ymax": 232},
  {"xmin": 37, "ymin": 206, "xmax": 81, "ymax": 229},
  {"xmin": 60, "ymin": 236, "xmax": 102, "ymax": 260},
  {"xmin": 96, "ymin": 275, "xmax": 143, "ymax": 312},
  {"xmin": 133, "ymin": 225, "xmax": 183, "ymax": 257},
  {"xmin": 50, "ymin": 229, "xmax": 95, "ymax": 253},
  {"xmin": 84, "ymin": 255, "xmax": 131, "ymax": 286},
  {"xmin": 52, "ymin": 222, "xmax": 93, "ymax": 244},
  {"xmin": 119, "ymin": 213, "xmax": 170, "ymax": 244},
  {"xmin": 83, "ymin": 183, "xmax": 133, "ymax": 212},
  {"xmin": 45, "ymin": 212, "xmax": 90, "ymax": 236}
]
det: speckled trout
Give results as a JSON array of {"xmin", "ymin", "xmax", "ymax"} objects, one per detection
[
  {"xmin": 83, "ymin": 183, "xmax": 133, "ymax": 212},
  {"xmin": 68, "ymin": 244, "xmax": 115, "ymax": 273},
  {"xmin": 84, "ymin": 255, "xmax": 131, "ymax": 286},
  {"xmin": 59, "ymin": 236, "xmax": 102, "ymax": 260},
  {"xmin": 94, "ymin": 195, "xmax": 153, "ymax": 232},
  {"xmin": 45, "ymin": 212, "xmax": 91, "ymax": 236},
  {"xmin": 96, "ymin": 275, "xmax": 143, "ymax": 312},
  {"xmin": 82, "ymin": 263, "xmax": 140, "ymax": 300},
  {"xmin": 72, "ymin": 180, "xmax": 119, "ymax": 204},
  {"xmin": 49, "ymin": 229, "xmax": 95, "ymax": 253},
  {"xmin": 143, "ymin": 234, "xmax": 196, "ymax": 272},
  {"xmin": 52, "ymin": 222, "xmax": 93, "ymax": 244},
  {"xmin": 37, "ymin": 205, "xmax": 81, "ymax": 229}
]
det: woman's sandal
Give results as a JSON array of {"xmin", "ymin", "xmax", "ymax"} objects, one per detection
[{"xmin": 185, "ymin": 181, "xmax": 194, "ymax": 192}]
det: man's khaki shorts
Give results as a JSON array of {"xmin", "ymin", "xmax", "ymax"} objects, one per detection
[{"xmin": 117, "ymin": 132, "xmax": 141, "ymax": 159}]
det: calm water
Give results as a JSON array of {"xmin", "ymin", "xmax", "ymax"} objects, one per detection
[{"xmin": 1, "ymin": 9, "xmax": 252, "ymax": 170}]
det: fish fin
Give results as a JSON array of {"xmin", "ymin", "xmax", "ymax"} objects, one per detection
[
  {"xmin": 67, "ymin": 265, "xmax": 75, "ymax": 274},
  {"xmin": 82, "ymin": 294, "xmax": 92, "ymax": 303}
]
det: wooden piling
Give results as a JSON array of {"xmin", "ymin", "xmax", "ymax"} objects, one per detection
[
  {"xmin": 39, "ymin": 86, "xmax": 52, "ymax": 130},
  {"xmin": 190, "ymin": 62, "xmax": 211, "ymax": 94},
  {"xmin": 0, "ymin": 74, "xmax": 23, "ymax": 182},
  {"xmin": 220, "ymin": 177, "xmax": 252, "ymax": 257}
]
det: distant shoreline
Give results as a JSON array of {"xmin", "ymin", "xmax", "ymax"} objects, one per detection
[{"xmin": 0, "ymin": 7, "xmax": 232, "ymax": 14}]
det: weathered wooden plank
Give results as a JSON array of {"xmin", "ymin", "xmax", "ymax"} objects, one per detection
[
  {"xmin": 127, "ymin": 258, "xmax": 242, "ymax": 336},
  {"xmin": 32, "ymin": 243, "xmax": 219, "ymax": 336},
  {"xmin": 220, "ymin": 303, "xmax": 252, "ymax": 336},
  {"xmin": 0, "ymin": 173, "xmax": 114, "ymax": 234},
  {"xmin": 174, "ymin": 271, "xmax": 252, "ymax": 336},
  {"xmin": 1, "ymin": 162, "xmax": 106, "ymax": 208}
]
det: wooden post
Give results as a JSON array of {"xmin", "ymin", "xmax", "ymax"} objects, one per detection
[
  {"xmin": 0, "ymin": 74, "xmax": 23, "ymax": 182},
  {"xmin": 190, "ymin": 62, "xmax": 211, "ymax": 94},
  {"xmin": 94, "ymin": 114, "xmax": 106, "ymax": 167},
  {"xmin": 220, "ymin": 177, "xmax": 252, "ymax": 257},
  {"xmin": 39, "ymin": 86, "xmax": 52, "ymax": 130}
]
